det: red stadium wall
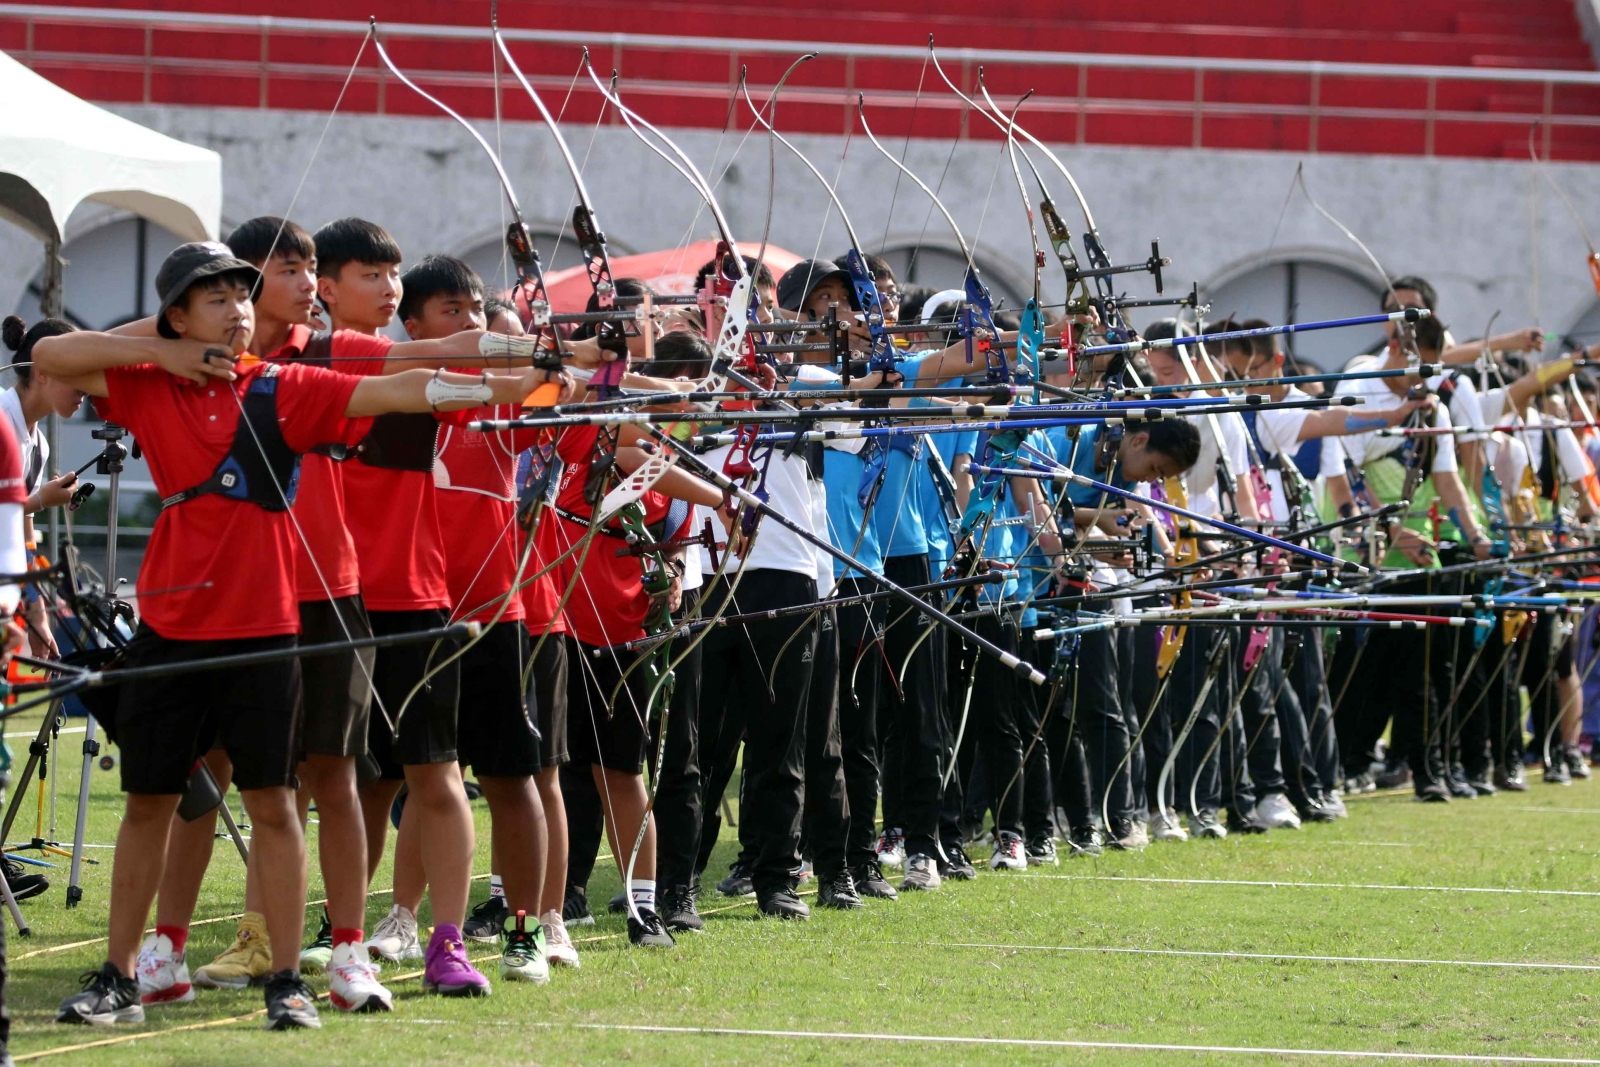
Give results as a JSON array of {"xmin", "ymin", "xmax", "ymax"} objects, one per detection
[{"xmin": 4, "ymin": 0, "xmax": 1600, "ymax": 159}]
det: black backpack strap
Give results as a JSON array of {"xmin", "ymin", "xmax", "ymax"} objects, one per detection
[
  {"xmin": 161, "ymin": 365, "xmax": 302, "ymax": 513},
  {"xmin": 355, "ymin": 412, "xmax": 439, "ymax": 471}
]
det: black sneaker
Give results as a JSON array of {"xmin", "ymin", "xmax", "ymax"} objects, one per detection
[
  {"xmin": 562, "ymin": 884, "xmax": 595, "ymax": 927},
  {"xmin": 1565, "ymin": 743, "xmax": 1592, "ymax": 781},
  {"xmin": 817, "ymin": 868, "xmax": 864, "ymax": 910},
  {"xmin": 3, "ymin": 858, "xmax": 48, "ymax": 903},
  {"xmin": 57, "ymin": 961, "xmax": 143, "ymax": 1025},
  {"xmin": 850, "ymin": 860, "xmax": 898, "ymax": 900},
  {"xmin": 1544, "ymin": 756, "xmax": 1573, "ymax": 786},
  {"xmin": 1494, "ymin": 763, "xmax": 1529, "ymax": 792},
  {"xmin": 716, "ymin": 862, "xmax": 755, "ymax": 898},
  {"xmin": 1188, "ymin": 809, "xmax": 1228, "ymax": 839},
  {"xmin": 940, "ymin": 841, "xmax": 977, "ymax": 881},
  {"xmin": 1464, "ymin": 772, "xmax": 1497, "ymax": 797},
  {"xmin": 1294, "ymin": 797, "xmax": 1338, "ymax": 823},
  {"xmin": 607, "ymin": 891, "xmax": 629, "ymax": 914},
  {"xmin": 464, "ymin": 894, "xmax": 509, "ymax": 943},
  {"xmin": 627, "ymin": 907, "xmax": 675, "ymax": 948},
  {"xmin": 756, "ymin": 885, "xmax": 810, "ymax": 920},
  {"xmin": 1375, "ymin": 759, "xmax": 1412, "ymax": 790},
  {"xmin": 262, "ymin": 969, "xmax": 321, "ymax": 1031},
  {"xmin": 1025, "ymin": 833, "xmax": 1059, "ymax": 866},
  {"xmin": 1415, "ymin": 781, "xmax": 1451, "ymax": 803},
  {"xmin": 1066, "ymin": 825, "xmax": 1103, "ymax": 857},
  {"xmin": 659, "ymin": 883, "xmax": 704, "ymax": 932}
]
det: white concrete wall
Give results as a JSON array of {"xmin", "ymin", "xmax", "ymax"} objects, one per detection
[{"xmin": 6, "ymin": 103, "xmax": 1600, "ymax": 349}]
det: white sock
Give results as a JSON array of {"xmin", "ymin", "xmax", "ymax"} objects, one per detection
[
  {"xmin": 630, "ymin": 880, "xmax": 657, "ymax": 911},
  {"xmin": 489, "ymin": 875, "xmax": 504, "ymax": 899}
]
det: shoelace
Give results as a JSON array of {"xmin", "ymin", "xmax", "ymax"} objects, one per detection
[{"xmin": 505, "ymin": 932, "xmax": 538, "ymax": 961}]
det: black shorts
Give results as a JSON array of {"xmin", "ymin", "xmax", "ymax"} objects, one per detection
[
  {"xmin": 528, "ymin": 631, "xmax": 569, "ymax": 769},
  {"xmin": 458, "ymin": 622, "xmax": 541, "ymax": 778},
  {"xmin": 366, "ymin": 608, "xmax": 461, "ymax": 778},
  {"xmin": 298, "ymin": 595, "xmax": 375, "ymax": 759},
  {"xmin": 115, "ymin": 624, "xmax": 302, "ymax": 795},
  {"xmin": 565, "ymin": 636, "xmax": 653, "ymax": 774}
]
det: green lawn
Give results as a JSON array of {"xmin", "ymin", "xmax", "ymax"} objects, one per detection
[{"xmin": 5, "ymin": 708, "xmax": 1600, "ymax": 1065}]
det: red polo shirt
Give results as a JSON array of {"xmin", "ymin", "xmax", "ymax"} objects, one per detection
[
  {"xmin": 96, "ymin": 361, "xmax": 370, "ymax": 640},
  {"xmin": 265, "ymin": 325, "xmax": 392, "ymax": 603},
  {"xmin": 434, "ymin": 404, "xmax": 542, "ymax": 625}
]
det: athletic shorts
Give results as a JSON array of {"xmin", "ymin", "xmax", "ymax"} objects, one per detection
[
  {"xmin": 297, "ymin": 595, "xmax": 375, "ymax": 759},
  {"xmin": 115, "ymin": 624, "xmax": 302, "ymax": 795},
  {"xmin": 458, "ymin": 622, "xmax": 541, "ymax": 778},
  {"xmin": 565, "ymin": 635, "xmax": 652, "ymax": 774},
  {"xmin": 366, "ymin": 608, "xmax": 461, "ymax": 778},
  {"xmin": 528, "ymin": 632, "xmax": 569, "ymax": 769}
]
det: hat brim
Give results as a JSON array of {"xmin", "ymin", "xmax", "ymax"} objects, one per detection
[
  {"xmin": 779, "ymin": 267, "xmax": 857, "ymax": 314},
  {"xmin": 156, "ymin": 261, "xmax": 262, "ymax": 339}
]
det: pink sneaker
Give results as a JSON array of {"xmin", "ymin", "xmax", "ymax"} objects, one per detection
[{"xmin": 422, "ymin": 924, "xmax": 491, "ymax": 998}]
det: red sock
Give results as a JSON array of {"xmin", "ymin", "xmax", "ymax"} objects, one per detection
[
  {"xmin": 156, "ymin": 925, "xmax": 188, "ymax": 954},
  {"xmin": 332, "ymin": 927, "xmax": 364, "ymax": 949}
]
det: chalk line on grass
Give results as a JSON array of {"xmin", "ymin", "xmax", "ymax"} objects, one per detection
[
  {"xmin": 802, "ymin": 938, "xmax": 1600, "ymax": 972},
  {"xmin": 533, "ymin": 1022, "xmax": 1600, "ymax": 1064},
  {"xmin": 1019, "ymin": 874, "xmax": 1600, "ymax": 897}
]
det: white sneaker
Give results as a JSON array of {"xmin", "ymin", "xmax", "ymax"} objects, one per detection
[
  {"xmin": 876, "ymin": 828, "xmax": 906, "ymax": 870},
  {"xmin": 1254, "ymin": 792, "xmax": 1302, "ymax": 830},
  {"xmin": 136, "ymin": 933, "xmax": 194, "ymax": 1005},
  {"xmin": 900, "ymin": 853, "xmax": 942, "ymax": 891},
  {"xmin": 365, "ymin": 905, "xmax": 423, "ymax": 964},
  {"xmin": 541, "ymin": 910, "xmax": 580, "ymax": 969},
  {"xmin": 327, "ymin": 941, "xmax": 393, "ymax": 1013},
  {"xmin": 1321, "ymin": 792, "xmax": 1349, "ymax": 818},
  {"xmin": 1150, "ymin": 809, "xmax": 1189, "ymax": 842},
  {"xmin": 989, "ymin": 831, "xmax": 1027, "ymax": 871}
]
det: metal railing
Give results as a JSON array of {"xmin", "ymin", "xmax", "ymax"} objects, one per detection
[{"xmin": 4, "ymin": 3, "xmax": 1600, "ymax": 155}]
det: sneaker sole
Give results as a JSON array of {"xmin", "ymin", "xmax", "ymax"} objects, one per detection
[
  {"xmin": 263, "ymin": 1012, "xmax": 323, "ymax": 1031},
  {"xmin": 62, "ymin": 1004, "xmax": 146, "ymax": 1026},
  {"xmin": 140, "ymin": 984, "xmax": 194, "ymax": 1005},
  {"xmin": 463, "ymin": 932, "xmax": 502, "ymax": 944},
  {"xmin": 499, "ymin": 966, "xmax": 551, "ymax": 985},
  {"xmin": 366, "ymin": 946, "xmax": 423, "ymax": 965},
  {"xmin": 422, "ymin": 981, "xmax": 492, "ymax": 997},
  {"xmin": 564, "ymin": 914, "xmax": 597, "ymax": 927},
  {"xmin": 298, "ymin": 954, "xmax": 332, "ymax": 975},
  {"xmin": 546, "ymin": 951, "xmax": 581, "ymax": 968},
  {"xmin": 192, "ymin": 973, "xmax": 262, "ymax": 991},
  {"xmin": 330, "ymin": 991, "xmax": 393, "ymax": 1013}
]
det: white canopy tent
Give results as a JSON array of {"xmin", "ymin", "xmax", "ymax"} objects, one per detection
[{"xmin": 0, "ymin": 49, "xmax": 221, "ymax": 317}]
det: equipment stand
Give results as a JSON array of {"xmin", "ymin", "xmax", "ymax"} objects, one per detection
[{"xmin": 65, "ymin": 423, "xmax": 128, "ymax": 908}]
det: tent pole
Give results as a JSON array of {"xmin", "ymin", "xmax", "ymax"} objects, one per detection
[{"xmin": 41, "ymin": 236, "xmax": 62, "ymax": 565}]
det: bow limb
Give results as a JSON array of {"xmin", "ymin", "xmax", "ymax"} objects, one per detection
[
  {"xmin": 856, "ymin": 96, "xmax": 1008, "ymax": 384},
  {"xmin": 372, "ymin": 19, "xmax": 564, "ymax": 364}
]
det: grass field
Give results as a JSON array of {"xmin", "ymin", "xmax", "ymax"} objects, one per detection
[{"xmin": 4, "ymin": 708, "xmax": 1599, "ymax": 1066}]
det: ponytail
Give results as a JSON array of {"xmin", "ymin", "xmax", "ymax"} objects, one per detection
[{"xmin": 2, "ymin": 314, "xmax": 75, "ymax": 387}]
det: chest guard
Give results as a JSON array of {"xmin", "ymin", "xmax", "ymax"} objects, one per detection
[
  {"xmin": 295, "ymin": 332, "xmax": 437, "ymax": 470},
  {"xmin": 160, "ymin": 363, "xmax": 300, "ymax": 513}
]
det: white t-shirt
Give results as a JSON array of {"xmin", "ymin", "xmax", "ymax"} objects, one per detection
[
  {"xmin": 0, "ymin": 389, "xmax": 44, "ymax": 495},
  {"xmin": 1253, "ymin": 384, "xmax": 1321, "ymax": 522},
  {"xmin": 1477, "ymin": 387, "xmax": 1589, "ymax": 486},
  {"xmin": 1324, "ymin": 370, "xmax": 1458, "ymax": 476},
  {"xmin": 1186, "ymin": 409, "xmax": 1251, "ymax": 517},
  {"xmin": 697, "ymin": 443, "xmax": 823, "ymax": 579}
]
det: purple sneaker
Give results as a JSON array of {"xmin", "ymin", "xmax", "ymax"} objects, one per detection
[{"xmin": 422, "ymin": 924, "xmax": 492, "ymax": 998}]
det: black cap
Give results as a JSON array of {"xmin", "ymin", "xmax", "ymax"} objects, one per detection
[
  {"xmin": 776, "ymin": 259, "xmax": 854, "ymax": 314},
  {"xmin": 155, "ymin": 241, "xmax": 261, "ymax": 339}
]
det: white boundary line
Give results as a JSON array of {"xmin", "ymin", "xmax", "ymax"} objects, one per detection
[
  {"xmin": 1017, "ymin": 874, "xmax": 1600, "ymax": 897},
  {"xmin": 797, "ymin": 938, "xmax": 1600, "ymax": 972},
  {"xmin": 536, "ymin": 1022, "xmax": 1600, "ymax": 1064},
  {"xmin": 1500, "ymin": 807, "xmax": 1600, "ymax": 815}
]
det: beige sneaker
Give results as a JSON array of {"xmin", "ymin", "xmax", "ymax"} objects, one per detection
[
  {"xmin": 540, "ymin": 910, "xmax": 580, "ymax": 969},
  {"xmin": 193, "ymin": 912, "xmax": 272, "ymax": 989}
]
